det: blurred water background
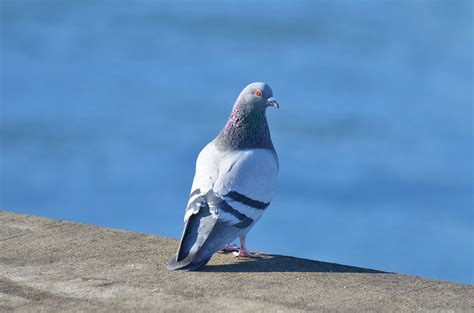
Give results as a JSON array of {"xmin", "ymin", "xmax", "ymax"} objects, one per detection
[{"xmin": 1, "ymin": 1, "xmax": 473, "ymax": 284}]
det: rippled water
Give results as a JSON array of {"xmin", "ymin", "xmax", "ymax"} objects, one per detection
[{"xmin": 1, "ymin": 1, "xmax": 472, "ymax": 284}]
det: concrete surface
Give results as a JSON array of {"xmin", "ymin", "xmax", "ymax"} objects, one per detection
[{"xmin": 0, "ymin": 211, "xmax": 472, "ymax": 312}]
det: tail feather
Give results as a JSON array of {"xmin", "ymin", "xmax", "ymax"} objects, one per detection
[
  {"xmin": 167, "ymin": 209, "xmax": 216, "ymax": 271},
  {"xmin": 167, "ymin": 196, "xmax": 244, "ymax": 271},
  {"xmin": 166, "ymin": 254, "xmax": 212, "ymax": 271}
]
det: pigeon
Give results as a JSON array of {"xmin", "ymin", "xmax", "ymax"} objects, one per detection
[{"xmin": 167, "ymin": 82, "xmax": 279, "ymax": 271}]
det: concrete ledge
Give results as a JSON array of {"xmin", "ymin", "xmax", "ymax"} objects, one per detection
[{"xmin": 0, "ymin": 211, "xmax": 472, "ymax": 312}]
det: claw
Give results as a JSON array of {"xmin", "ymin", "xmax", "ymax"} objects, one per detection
[
  {"xmin": 233, "ymin": 248, "xmax": 261, "ymax": 259},
  {"xmin": 219, "ymin": 243, "xmax": 239, "ymax": 253},
  {"xmin": 230, "ymin": 235, "xmax": 261, "ymax": 258}
]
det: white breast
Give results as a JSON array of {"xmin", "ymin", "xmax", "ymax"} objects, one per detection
[{"xmin": 189, "ymin": 141, "xmax": 278, "ymax": 205}]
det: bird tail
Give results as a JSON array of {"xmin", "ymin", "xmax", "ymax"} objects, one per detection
[
  {"xmin": 167, "ymin": 198, "xmax": 244, "ymax": 271},
  {"xmin": 166, "ymin": 209, "xmax": 217, "ymax": 271},
  {"xmin": 166, "ymin": 254, "xmax": 212, "ymax": 271}
]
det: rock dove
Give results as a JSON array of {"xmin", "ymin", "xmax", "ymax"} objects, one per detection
[{"xmin": 167, "ymin": 82, "xmax": 279, "ymax": 271}]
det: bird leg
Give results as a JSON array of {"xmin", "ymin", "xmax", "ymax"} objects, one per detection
[{"xmin": 233, "ymin": 235, "xmax": 261, "ymax": 258}]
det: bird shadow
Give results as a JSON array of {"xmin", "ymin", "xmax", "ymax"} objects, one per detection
[{"xmin": 201, "ymin": 253, "xmax": 387, "ymax": 273}]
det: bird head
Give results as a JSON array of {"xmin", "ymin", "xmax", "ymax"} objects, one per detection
[{"xmin": 236, "ymin": 82, "xmax": 279, "ymax": 112}]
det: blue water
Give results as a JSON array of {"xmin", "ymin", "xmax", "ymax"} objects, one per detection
[{"xmin": 1, "ymin": 1, "xmax": 472, "ymax": 284}]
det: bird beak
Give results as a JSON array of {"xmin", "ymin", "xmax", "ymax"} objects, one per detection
[{"xmin": 267, "ymin": 97, "xmax": 279, "ymax": 109}]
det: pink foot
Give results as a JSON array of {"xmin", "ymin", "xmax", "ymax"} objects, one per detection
[
  {"xmin": 219, "ymin": 243, "xmax": 239, "ymax": 253},
  {"xmin": 233, "ymin": 248, "xmax": 261, "ymax": 259}
]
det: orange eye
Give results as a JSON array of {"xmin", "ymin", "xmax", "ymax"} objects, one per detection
[{"xmin": 254, "ymin": 89, "xmax": 262, "ymax": 97}]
